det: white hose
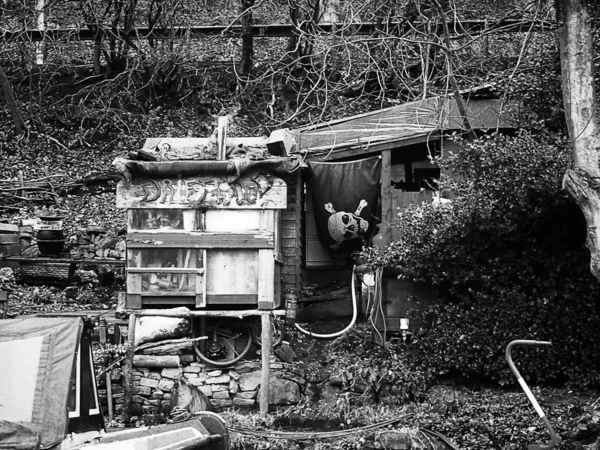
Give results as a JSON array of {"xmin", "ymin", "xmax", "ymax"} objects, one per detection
[{"xmin": 295, "ymin": 265, "xmax": 358, "ymax": 339}]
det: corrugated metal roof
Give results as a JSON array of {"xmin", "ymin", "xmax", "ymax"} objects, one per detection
[{"xmin": 294, "ymin": 96, "xmax": 517, "ymax": 157}]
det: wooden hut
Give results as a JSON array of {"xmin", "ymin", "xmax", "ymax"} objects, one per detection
[
  {"xmin": 284, "ymin": 93, "xmax": 517, "ymax": 334},
  {"xmin": 113, "ymin": 94, "xmax": 514, "ymax": 339},
  {"xmin": 115, "ymin": 135, "xmax": 303, "ymax": 311}
]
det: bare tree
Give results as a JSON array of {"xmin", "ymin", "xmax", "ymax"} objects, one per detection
[{"xmin": 556, "ymin": 0, "xmax": 600, "ymax": 279}]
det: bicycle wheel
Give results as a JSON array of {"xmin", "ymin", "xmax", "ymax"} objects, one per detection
[
  {"xmin": 251, "ymin": 317, "xmax": 283, "ymax": 347},
  {"xmin": 193, "ymin": 318, "xmax": 253, "ymax": 367}
]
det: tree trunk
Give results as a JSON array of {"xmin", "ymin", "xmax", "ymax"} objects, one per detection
[
  {"xmin": 238, "ymin": 0, "xmax": 255, "ymax": 78},
  {"xmin": 0, "ymin": 63, "xmax": 26, "ymax": 135},
  {"xmin": 286, "ymin": 1, "xmax": 300, "ymax": 55},
  {"xmin": 132, "ymin": 355, "xmax": 180, "ymax": 368},
  {"xmin": 556, "ymin": 0, "xmax": 600, "ymax": 280}
]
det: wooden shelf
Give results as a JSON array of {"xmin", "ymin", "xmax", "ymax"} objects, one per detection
[
  {"xmin": 127, "ymin": 308, "xmax": 286, "ymax": 318},
  {"xmin": 127, "ymin": 233, "xmax": 274, "ymax": 249}
]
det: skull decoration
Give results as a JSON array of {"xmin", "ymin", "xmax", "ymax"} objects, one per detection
[{"xmin": 324, "ymin": 200, "xmax": 369, "ymax": 250}]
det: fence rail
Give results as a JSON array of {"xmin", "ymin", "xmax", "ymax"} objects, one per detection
[{"xmin": 0, "ymin": 19, "xmax": 554, "ymax": 42}]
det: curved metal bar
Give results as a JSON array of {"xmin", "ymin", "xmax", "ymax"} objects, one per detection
[{"xmin": 505, "ymin": 340, "xmax": 557, "ymax": 450}]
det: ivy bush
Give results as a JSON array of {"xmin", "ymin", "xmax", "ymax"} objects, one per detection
[
  {"xmin": 323, "ymin": 327, "xmax": 433, "ymax": 404},
  {"xmin": 361, "ymin": 131, "xmax": 600, "ymax": 387}
]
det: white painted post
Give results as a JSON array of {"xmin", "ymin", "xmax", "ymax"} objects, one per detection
[
  {"xmin": 35, "ymin": 0, "xmax": 46, "ymax": 65},
  {"xmin": 217, "ymin": 116, "xmax": 228, "ymax": 160}
]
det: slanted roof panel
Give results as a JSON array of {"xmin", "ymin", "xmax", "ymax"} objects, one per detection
[{"xmin": 295, "ymin": 96, "xmax": 515, "ymax": 156}]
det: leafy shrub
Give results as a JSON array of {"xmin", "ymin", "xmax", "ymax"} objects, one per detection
[
  {"xmin": 319, "ymin": 326, "xmax": 434, "ymax": 404},
  {"xmin": 361, "ymin": 131, "xmax": 600, "ymax": 387}
]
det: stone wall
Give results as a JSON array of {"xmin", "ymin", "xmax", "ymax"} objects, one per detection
[{"xmin": 98, "ymin": 357, "xmax": 303, "ymax": 418}]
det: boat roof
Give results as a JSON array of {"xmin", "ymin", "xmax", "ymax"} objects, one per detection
[{"xmin": 0, "ymin": 317, "xmax": 84, "ymax": 449}]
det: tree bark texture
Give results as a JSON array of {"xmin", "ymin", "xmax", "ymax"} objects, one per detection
[
  {"xmin": 238, "ymin": 0, "xmax": 255, "ymax": 78},
  {"xmin": 132, "ymin": 355, "xmax": 181, "ymax": 368},
  {"xmin": 0, "ymin": 63, "xmax": 26, "ymax": 135},
  {"xmin": 557, "ymin": 0, "xmax": 600, "ymax": 279}
]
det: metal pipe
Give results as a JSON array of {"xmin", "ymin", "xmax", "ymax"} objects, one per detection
[{"xmin": 505, "ymin": 340, "xmax": 557, "ymax": 450}]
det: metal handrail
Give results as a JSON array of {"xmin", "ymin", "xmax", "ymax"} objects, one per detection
[{"xmin": 506, "ymin": 340, "xmax": 557, "ymax": 450}]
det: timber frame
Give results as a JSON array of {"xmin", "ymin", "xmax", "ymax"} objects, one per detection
[{"xmin": 287, "ymin": 92, "xmax": 517, "ymax": 331}]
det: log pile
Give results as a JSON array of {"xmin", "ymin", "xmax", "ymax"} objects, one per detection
[
  {"xmin": 68, "ymin": 227, "xmax": 126, "ymax": 260},
  {"xmin": 18, "ymin": 226, "xmax": 126, "ymax": 261},
  {"xmin": 0, "ymin": 171, "xmax": 122, "ymax": 210}
]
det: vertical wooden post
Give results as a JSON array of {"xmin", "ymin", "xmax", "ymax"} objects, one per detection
[
  {"xmin": 217, "ymin": 116, "xmax": 228, "ymax": 160},
  {"xmin": 106, "ymin": 372, "xmax": 114, "ymax": 423},
  {"xmin": 259, "ymin": 313, "xmax": 272, "ymax": 416},
  {"xmin": 257, "ymin": 249, "xmax": 275, "ymax": 310},
  {"xmin": 123, "ymin": 313, "xmax": 136, "ymax": 422},
  {"xmin": 381, "ymin": 150, "xmax": 393, "ymax": 246},
  {"xmin": 35, "ymin": 0, "xmax": 46, "ymax": 65},
  {"xmin": 294, "ymin": 170, "xmax": 303, "ymax": 292},
  {"xmin": 17, "ymin": 170, "xmax": 25, "ymax": 200},
  {"xmin": 0, "ymin": 290, "xmax": 8, "ymax": 319}
]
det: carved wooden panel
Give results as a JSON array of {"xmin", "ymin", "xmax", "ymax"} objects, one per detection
[{"xmin": 117, "ymin": 173, "xmax": 287, "ymax": 209}]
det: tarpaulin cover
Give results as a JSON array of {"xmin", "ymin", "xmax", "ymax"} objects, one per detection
[
  {"xmin": 307, "ymin": 157, "xmax": 381, "ymax": 258},
  {"xmin": 0, "ymin": 317, "xmax": 83, "ymax": 450},
  {"xmin": 117, "ymin": 157, "xmax": 300, "ymax": 181},
  {"xmin": 0, "ymin": 421, "xmax": 41, "ymax": 450}
]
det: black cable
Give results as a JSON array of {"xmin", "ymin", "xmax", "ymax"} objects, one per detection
[{"xmin": 420, "ymin": 427, "xmax": 462, "ymax": 450}]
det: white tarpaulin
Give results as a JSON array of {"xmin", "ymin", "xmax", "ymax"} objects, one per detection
[{"xmin": 0, "ymin": 336, "xmax": 44, "ymax": 422}]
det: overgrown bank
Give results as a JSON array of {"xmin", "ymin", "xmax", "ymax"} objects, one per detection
[{"xmin": 362, "ymin": 132, "xmax": 600, "ymax": 389}]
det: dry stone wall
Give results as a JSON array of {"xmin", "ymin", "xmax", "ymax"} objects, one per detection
[{"xmin": 99, "ymin": 358, "xmax": 302, "ymax": 417}]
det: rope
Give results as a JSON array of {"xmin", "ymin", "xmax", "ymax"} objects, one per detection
[
  {"xmin": 229, "ymin": 414, "xmax": 413, "ymax": 440},
  {"xmin": 232, "ymin": 158, "xmax": 251, "ymax": 178}
]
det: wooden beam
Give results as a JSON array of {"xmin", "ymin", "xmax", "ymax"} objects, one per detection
[
  {"xmin": 138, "ymin": 293, "xmax": 261, "ymax": 304},
  {"xmin": 127, "ymin": 267, "xmax": 204, "ymax": 274},
  {"xmin": 130, "ymin": 309, "xmax": 286, "ymax": 318},
  {"xmin": 259, "ymin": 313, "xmax": 272, "ymax": 416},
  {"xmin": 132, "ymin": 355, "xmax": 181, "ymax": 368},
  {"xmin": 304, "ymin": 133, "xmax": 441, "ymax": 161},
  {"xmin": 217, "ymin": 116, "xmax": 228, "ymax": 160},
  {"xmin": 106, "ymin": 373, "xmax": 114, "ymax": 423},
  {"xmin": 9, "ymin": 19, "xmax": 554, "ymax": 42},
  {"xmin": 381, "ymin": 150, "xmax": 393, "ymax": 246},
  {"xmin": 257, "ymin": 249, "xmax": 276, "ymax": 310},
  {"xmin": 126, "ymin": 233, "xmax": 274, "ymax": 249},
  {"xmin": 123, "ymin": 313, "xmax": 137, "ymax": 422},
  {"xmin": 294, "ymin": 170, "xmax": 303, "ymax": 292}
]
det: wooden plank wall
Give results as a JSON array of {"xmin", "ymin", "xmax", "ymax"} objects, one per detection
[{"xmin": 280, "ymin": 171, "xmax": 303, "ymax": 294}]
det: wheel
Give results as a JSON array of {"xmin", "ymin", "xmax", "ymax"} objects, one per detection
[
  {"xmin": 193, "ymin": 318, "xmax": 253, "ymax": 367},
  {"xmin": 251, "ymin": 316, "xmax": 283, "ymax": 348}
]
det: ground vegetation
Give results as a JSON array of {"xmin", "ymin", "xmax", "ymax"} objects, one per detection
[{"xmin": 0, "ymin": 0, "xmax": 600, "ymax": 448}]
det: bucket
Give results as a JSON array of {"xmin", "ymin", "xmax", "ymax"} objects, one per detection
[{"xmin": 37, "ymin": 216, "xmax": 65, "ymax": 255}]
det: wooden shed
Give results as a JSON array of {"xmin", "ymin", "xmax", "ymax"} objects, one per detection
[
  {"xmin": 285, "ymin": 93, "xmax": 516, "ymax": 333},
  {"xmin": 113, "ymin": 94, "xmax": 514, "ymax": 338},
  {"xmin": 114, "ymin": 137, "xmax": 303, "ymax": 311}
]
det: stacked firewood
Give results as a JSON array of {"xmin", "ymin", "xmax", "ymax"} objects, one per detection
[
  {"xmin": 0, "ymin": 171, "xmax": 121, "ymax": 211},
  {"xmin": 18, "ymin": 226, "xmax": 126, "ymax": 260},
  {"xmin": 68, "ymin": 228, "xmax": 126, "ymax": 260}
]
